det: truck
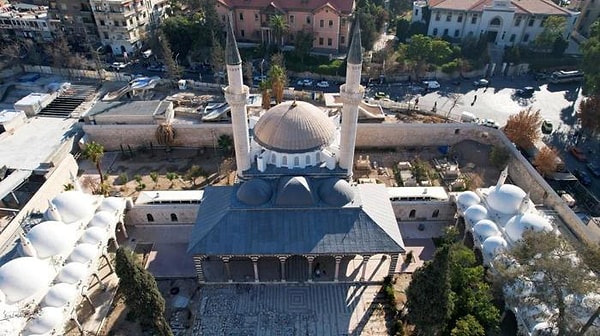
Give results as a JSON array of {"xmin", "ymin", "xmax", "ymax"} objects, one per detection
[{"xmin": 460, "ymin": 111, "xmax": 477, "ymax": 123}]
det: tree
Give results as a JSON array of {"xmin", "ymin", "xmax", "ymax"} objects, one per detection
[
  {"xmin": 155, "ymin": 123, "xmax": 176, "ymax": 150},
  {"xmin": 217, "ymin": 134, "xmax": 234, "ymax": 155},
  {"xmin": 186, "ymin": 165, "xmax": 206, "ymax": 185},
  {"xmin": 149, "ymin": 172, "xmax": 159, "ymax": 189},
  {"xmin": 294, "ymin": 31, "xmax": 314, "ymax": 62},
  {"xmin": 395, "ymin": 18, "xmax": 410, "ymax": 42},
  {"xmin": 166, "ymin": 172, "xmax": 178, "ymax": 189},
  {"xmin": 268, "ymin": 64, "xmax": 286, "ymax": 104},
  {"xmin": 533, "ymin": 146, "xmax": 559, "ymax": 177},
  {"xmin": 451, "ymin": 315, "xmax": 485, "ymax": 336},
  {"xmin": 158, "ymin": 30, "xmax": 181, "ymax": 79},
  {"xmin": 269, "ymin": 15, "xmax": 288, "ymax": 47},
  {"xmin": 402, "ymin": 35, "xmax": 454, "ymax": 79},
  {"xmin": 83, "ymin": 141, "xmax": 105, "ymax": 185},
  {"xmin": 115, "ymin": 248, "xmax": 173, "ymax": 336},
  {"xmin": 581, "ymin": 19, "xmax": 600, "ymax": 96},
  {"xmin": 495, "ymin": 231, "xmax": 598, "ymax": 336},
  {"xmin": 534, "ymin": 16, "xmax": 567, "ymax": 51},
  {"xmin": 210, "ymin": 35, "xmax": 225, "ymax": 82},
  {"xmin": 260, "ymin": 81, "xmax": 271, "ymax": 110},
  {"xmin": 244, "ymin": 60, "xmax": 253, "ymax": 86},
  {"xmin": 578, "ymin": 95, "xmax": 600, "ymax": 135},
  {"xmin": 503, "ymin": 107, "xmax": 542, "ymax": 149},
  {"xmin": 489, "ymin": 146, "xmax": 510, "ymax": 168}
]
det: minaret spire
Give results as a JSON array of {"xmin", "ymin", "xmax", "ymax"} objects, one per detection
[
  {"xmin": 224, "ymin": 16, "xmax": 251, "ymax": 177},
  {"xmin": 338, "ymin": 15, "xmax": 365, "ymax": 178}
]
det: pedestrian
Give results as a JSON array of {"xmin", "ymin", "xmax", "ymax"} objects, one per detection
[
  {"xmin": 415, "ymin": 97, "xmax": 419, "ymax": 106},
  {"xmin": 433, "ymin": 101, "xmax": 437, "ymax": 111},
  {"xmin": 471, "ymin": 95, "xmax": 477, "ymax": 106}
]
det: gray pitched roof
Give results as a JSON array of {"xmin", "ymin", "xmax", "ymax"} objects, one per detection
[
  {"xmin": 225, "ymin": 18, "xmax": 242, "ymax": 65},
  {"xmin": 347, "ymin": 16, "xmax": 362, "ymax": 65},
  {"xmin": 187, "ymin": 183, "xmax": 405, "ymax": 256}
]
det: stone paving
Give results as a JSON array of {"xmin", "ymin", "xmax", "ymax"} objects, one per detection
[{"xmin": 193, "ymin": 284, "xmax": 388, "ymax": 336}]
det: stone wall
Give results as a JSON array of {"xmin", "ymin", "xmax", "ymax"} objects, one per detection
[
  {"xmin": 126, "ymin": 204, "xmax": 199, "ymax": 225},
  {"xmin": 392, "ymin": 201, "xmax": 455, "ymax": 221}
]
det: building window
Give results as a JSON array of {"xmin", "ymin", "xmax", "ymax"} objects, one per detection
[
  {"xmin": 435, "ymin": 13, "xmax": 441, "ymax": 21},
  {"xmin": 329, "ymin": 20, "xmax": 333, "ymax": 27},
  {"xmin": 446, "ymin": 14, "xmax": 451, "ymax": 21},
  {"xmin": 443, "ymin": 28, "xmax": 448, "ymax": 36},
  {"xmin": 515, "ymin": 17, "xmax": 521, "ymax": 26},
  {"xmin": 458, "ymin": 15, "xmax": 463, "ymax": 22},
  {"xmin": 523, "ymin": 33, "xmax": 530, "ymax": 42},
  {"xmin": 100, "ymin": 19, "xmax": 105, "ymax": 26},
  {"xmin": 501, "ymin": 31, "xmax": 506, "ymax": 40},
  {"xmin": 490, "ymin": 17, "xmax": 500, "ymax": 26},
  {"xmin": 454, "ymin": 29, "xmax": 459, "ymax": 37},
  {"xmin": 471, "ymin": 15, "xmax": 477, "ymax": 24},
  {"xmin": 409, "ymin": 209, "xmax": 416, "ymax": 218},
  {"xmin": 327, "ymin": 38, "xmax": 332, "ymax": 46},
  {"xmin": 239, "ymin": 12, "xmax": 243, "ymax": 21},
  {"xmin": 147, "ymin": 214, "xmax": 154, "ymax": 222},
  {"xmin": 222, "ymin": 15, "xmax": 226, "ymax": 22},
  {"xmin": 528, "ymin": 18, "xmax": 535, "ymax": 26},
  {"xmin": 320, "ymin": 19, "xmax": 324, "ymax": 27},
  {"xmin": 510, "ymin": 34, "xmax": 516, "ymax": 42},
  {"xmin": 305, "ymin": 155, "xmax": 311, "ymax": 165},
  {"xmin": 307, "ymin": 16, "xmax": 311, "ymax": 24},
  {"xmin": 540, "ymin": 17, "xmax": 547, "ymax": 27},
  {"xmin": 241, "ymin": 29, "xmax": 245, "ymax": 37},
  {"xmin": 319, "ymin": 37, "xmax": 323, "ymax": 45},
  {"xmin": 341, "ymin": 18, "xmax": 346, "ymax": 26},
  {"xmin": 103, "ymin": 32, "xmax": 109, "ymax": 39},
  {"xmin": 294, "ymin": 157, "xmax": 300, "ymax": 166},
  {"xmin": 433, "ymin": 28, "xmax": 438, "ymax": 36},
  {"xmin": 454, "ymin": 129, "xmax": 460, "ymax": 134},
  {"xmin": 290, "ymin": 15, "xmax": 294, "ymax": 23},
  {"xmin": 171, "ymin": 213, "xmax": 178, "ymax": 222},
  {"xmin": 415, "ymin": 9, "xmax": 419, "ymax": 16},
  {"xmin": 340, "ymin": 35, "xmax": 345, "ymax": 44},
  {"xmin": 432, "ymin": 209, "xmax": 439, "ymax": 218},
  {"xmin": 255, "ymin": 13, "xmax": 259, "ymax": 21},
  {"xmin": 282, "ymin": 156, "xmax": 288, "ymax": 166}
]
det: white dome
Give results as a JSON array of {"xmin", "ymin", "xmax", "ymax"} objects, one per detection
[
  {"xmin": 23, "ymin": 306, "xmax": 64, "ymax": 335},
  {"xmin": 456, "ymin": 191, "xmax": 480, "ymax": 214},
  {"xmin": 486, "ymin": 184, "xmax": 527, "ymax": 216},
  {"xmin": 505, "ymin": 213, "xmax": 553, "ymax": 243},
  {"xmin": 473, "ymin": 219, "xmax": 501, "ymax": 243},
  {"xmin": 464, "ymin": 204, "xmax": 488, "ymax": 227},
  {"xmin": 80, "ymin": 227, "xmax": 108, "ymax": 245},
  {"xmin": 57, "ymin": 262, "xmax": 89, "ymax": 284},
  {"xmin": 69, "ymin": 243, "xmax": 100, "ymax": 263},
  {"xmin": 482, "ymin": 236, "xmax": 507, "ymax": 260},
  {"xmin": 0, "ymin": 257, "xmax": 52, "ymax": 304},
  {"xmin": 49, "ymin": 191, "xmax": 96, "ymax": 224},
  {"xmin": 88, "ymin": 211, "xmax": 115, "ymax": 229},
  {"xmin": 43, "ymin": 283, "xmax": 78, "ymax": 308},
  {"xmin": 27, "ymin": 221, "xmax": 77, "ymax": 259},
  {"xmin": 97, "ymin": 197, "xmax": 125, "ymax": 214}
]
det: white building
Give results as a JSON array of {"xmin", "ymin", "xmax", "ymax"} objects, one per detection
[
  {"xmin": 0, "ymin": 3, "xmax": 53, "ymax": 42},
  {"xmin": 413, "ymin": 0, "xmax": 579, "ymax": 47}
]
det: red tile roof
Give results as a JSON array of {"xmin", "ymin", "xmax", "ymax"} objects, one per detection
[
  {"xmin": 430, "ymin": 0, "xmax": 570, "ymax": 15},
  {"xmin": 217, "ymin": 0, "xmax": 355, "ymax": 14}
]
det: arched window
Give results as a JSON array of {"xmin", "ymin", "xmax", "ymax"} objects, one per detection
[
  {"xmin": 409, "ymin": 209, "xmax": 416, "ymax": 218},
  {"xmin": 294, "ymin": 156, "xmax": 300, "ymax": 167},
  {"xmin": 305, "ymin": 155, "xmax": 311, "ymax": 165},
  {"xmin": 147, "ymin": 214, "xmax": 154, "ymax": 222},
  {"xmin": 282, "ymin": 156, "xmax": 288, "ymax": 166},
  {"xmin": 171, "ymin": 213, "xmax": 178, "ymax": 222},
  {"xmin": 271, "ymin": 153, "xmax": 276, "ymax": 163},
  {"xmin": 432, "ymin": 209, "xmax": 440, "ymax": 218},
  {"xmin": 490, "ymin": 17, "xmax": 501, "ymax": 26},
  {"xmin": 316, "ymin": 152, "xmax": 320, "ymax": 162}
]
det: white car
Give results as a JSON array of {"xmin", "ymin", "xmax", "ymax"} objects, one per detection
[
  {"xmin": 297, "ymin": 79, "xmax": 313, "ymax": 87},
  {"xmin": 110, "ymin": 62, "xmax": 128, "ymax": 70},
  {"xmin": 422, "ymin": 80, "xmax": 441, "ymax": 90},
  {"xmin": 316, "ymin": 80, "xmax": 330, "ymax": 88},
  {"xmin": 480, "ymin": 119, "xmax": 499, "ymax": 129},
  {"xmin": 473, "ymin": 78, "xmax": 489, "ymax": 87},
  {"xmin": 253, "ymin": 75, "xmax": 267, "ymax": 82}
]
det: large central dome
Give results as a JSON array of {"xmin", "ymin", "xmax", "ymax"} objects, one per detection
[{"xmin": 253, "ymin": 101, "xmax": 336, "ymax": 153}]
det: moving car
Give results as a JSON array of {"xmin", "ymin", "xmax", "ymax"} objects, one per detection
[
  {"xmin": 473, "ymin": 78, "xmax": 489, "ymax": 87},
  {"xmin": 147, "ymin": 64, "xmax": 166, "ymax": 72},
  {"xmin": 586, "ymin": 162, "xmax": 600, "ymax": 177},
  {"xmin": 422, "ymin": 80, "xmax": 441, "ymax": 90},
  {"xmin": 516, "ymin": 86, "xmax": 535, "ymax": 98},
  {"xmin": 569, "ymin": 147, "xmax": 587, "ymax": 162},
  {"xmin": 479, "ymin": 119, "xmax": 499, "ymax": 129},
  {"xmin": 316, "ymin": 80, "xmax": 330, "ymax": 88},
  {"xmin": 297, "ymin": 78, "xmax": 313, "ymax": 87},
  {"xmin": 253, "ymin": 75, "xmax": 267, "ymax": 82},
  {"xmin": 573, "ymin": 169, "xmax": 592, "ymax": 186},
  {"xmin": 110, "ymin": 62, "xmax": 128, "ymax": 70},
  {"xmin": 541, "ymin": 120, "xmax": 553, "ymax": 134},
  {"xmin": 374, "ymin": 91, "xmax": 389, "ymax": 99}
]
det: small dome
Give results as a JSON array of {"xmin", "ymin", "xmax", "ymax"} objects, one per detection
[
  {"xmin": 69, "ymin": 243, "xmax": 100, "ymax": 263},
  {"xmin": 0, "ymin": 257, "xmax": 52, "ymax": 304},
  {"xmin": 88, "ymin": 211, "xmax": 115, "ymax": 229},
  {"xmin": 49, "ymin": 191, "xmax": 96, "ymax": 224},
  {"xmin": 254, "ymin": 101, "xmax": 336, "ymax": 153},
  {"xmin": 97, "ymin": 197, "xmax": 125, "ymax": 213},
  {"xmin": 80, "ymin": 227, "xmax": 108, "ymax": 245},
  {"xmin": 464, "ymin": 204, "xmax": 488, "ymax": 227},
  {"xmin": 487, "ymin": 184, "xmax": 527, "ymax": 216},
  {"xmin": 275, "ymin": 176, "xmax": 314, "ymax": 206},
  {"xmin": 23, "ymin": 306, "xmax": 64, "ymax": 335},
  {"xmin": 318, "ymin": 178, "xmax": 354, "ymax": 206},
  {"xmin": 43, "ymin": 283, "xmax": 78, "ymax": 308},
  {"xmin": 57, "ymin": 262, "xmax": 89, "ymax": 284},
  {"xmin": 456, "ymin": 191, "xmax": 480, "ymax": 214},
  {"xmin": 27, "ymin": 221, "xmax": 77, "ymax": 259},
  {"xmin": 237, "ymin": 179, "xmax": 272, "ymax": 205},
  {"xmin": 482, "ymin": 236, "xmax": 508, "ymax": 260},
  {"xmin": 505, "ymin": 213, "xmax": 553, "ymax": 243},
  {"xmin": 473, "ymin": 219, "xmax": 501, "ymax": 243}
]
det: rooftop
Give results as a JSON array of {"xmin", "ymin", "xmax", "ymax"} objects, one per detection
[{"xmin": 86, "ymin": 100, "xmax": 171, "ymax": 118}]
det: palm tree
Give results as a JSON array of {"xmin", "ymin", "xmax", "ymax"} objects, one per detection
[
  {"xmin": 268, "ymin": 64, "xmax": 286, "ymax": 104},
  {"xmin": 155, "ymin": 123, "xmax": 175, "ymax": 151},
  {"xmin": 269, "ymin": 15, "xmax": 288, "ymax": 47},
  {"xmin": 217, "ymin": 134, "xmax": 234, "ymax": 156},
  {"xmin": 83, "ymin": 141, "xmax": 105, "ymax": 184},
  {"xmin": 259, "ymin": 81, "xmax": 271, "ymax": 110},
  {"xmin": 166, "ymin": 172, "xmax": 178, "ymax": 189}
]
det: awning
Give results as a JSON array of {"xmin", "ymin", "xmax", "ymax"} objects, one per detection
[{"xmin": 0, "ymin": 170, "xmax": 32, "ymax": 201}]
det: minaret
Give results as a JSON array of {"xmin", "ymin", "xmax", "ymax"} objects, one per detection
[
  {"xmin": 339, "ymin": 17, "xmax": 365, "ymax": 177},
  {"xmin": 223, "ymin": 18, "xmax": 251, "ymax": 177},
  {"xmin": 496, "ymin": 166, "xmax": 509, "ymax": 189}
]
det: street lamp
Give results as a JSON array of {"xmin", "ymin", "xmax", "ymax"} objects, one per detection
[
  {"xmin": 95, "ymin": 46, "xmax": 104, "ymax": 83},
  {"xmin": 260, "ymin": 58, "xmax": 265, "ymax": 82}
]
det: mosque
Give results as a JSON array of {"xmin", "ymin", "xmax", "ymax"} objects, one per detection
[{"xmin": 187, "ymin": 19, "xmax": 406, "ymax": 283}]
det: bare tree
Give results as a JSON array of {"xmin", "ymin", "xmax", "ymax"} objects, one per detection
[
  {"xmin": 533, "ymin": 146, "xmax": 559, "ymax": 177},
  {"xmin": 579, "ymin": 95, "xmax": 600, "ymax": 135},
  {"xmin": 503, "ymin": 107, "xmax": 542, "ymax": 149}
]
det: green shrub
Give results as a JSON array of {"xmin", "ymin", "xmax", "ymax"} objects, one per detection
[{"xmin": 441, "ymin": 60, "xmax": 459, "ymax": 74}]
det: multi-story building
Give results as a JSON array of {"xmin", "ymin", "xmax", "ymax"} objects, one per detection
[
  {"xmin": 89, "ymin": 0, "xmax": 168, "ymax": 56},
  {"xmin": 215, "ymin": 0, "xmax": 355, "ymax": 53},
  {"xmin": 47, "ymin": 0, "xmax": 99, "ymax": 49},
  {"xmin": 572, "ymin": 0, "xmax": 600, "ymax": 39},
  {"xmin": 413, "ymin": 0, "xmax": 579, "ymax": 47},
  {"xmin": 0, "ymin": 3, "xmax": 53, "ymax": 42}
]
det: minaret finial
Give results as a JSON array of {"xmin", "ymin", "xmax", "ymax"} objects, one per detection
[
  {"xmin": 518, "ymin": 192, "xmax": 531, "ymax": 214},
  {"xmin": 496, "ymin": 166, "xmax": 508, "ymax": 189},
  {"xmin": 347, "ymin": 15, "xmax": 362, "ymax": 65},
  {"xmin": 225, "ymin": 16, "xmax": 242, "ymax": 66}
]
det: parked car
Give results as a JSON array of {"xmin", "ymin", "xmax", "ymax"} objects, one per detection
[
  {"xmin": 110, "ymin": 62, "xmax": 128, "ymax": 70},
  {"xmin": 253, "ymin": 75, "xmax": 267, "ymax": 82},
  {"xmin": 516, "ymin": 86, "xmax": 535, "ymax": 98},
  {"xmin": 473, "ymin": 78, "xmax": 489, "ymax": 87},
  {"xmin": 316, "ymin": 80, "xmax": 330, "ymax": 88},
  {"xmin": 297, "ymin": 78, "xmax": 313, "ymax": 87},
  {"xmin": 586, "ymin": 162, "xmax": 600, "ymax": 177},
  {"xmin": 569, "ymin": 147, "xmax": 587, "ymax": 162},
  {"xmin": 422, "ymin": 80, "xmax": 441, "ymax": 90},
  {"xmin": 479, "ymin": 118, "xmax": 499, "ymax": 129},
  {"xmin": 374, "ymin": 91, "xmax": 389, "ymax": 100},
  {"xmin": 574, "ymin": 169, "xmax": 592, "ymax": 186},
  {"xmin": 541, "ymin": 119, "xmax": 554, "ymax": 134},
  {"xmin": 147, "ymin": 64, "xmax": 166, "ymax": 72}
]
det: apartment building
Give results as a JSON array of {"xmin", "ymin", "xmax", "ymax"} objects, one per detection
[
  {"xmin": 89, "ymin": 0, "xmax": 168, "ymax": 56},
  {"xmin": 413, "ymin": 0, "xmax": 578, "ymax": 47},
  {"xmin": 215, "ymin": 0, "xmax": 355, "ymax": 53},
  {"xmin": 572, "ymin": 0, "xmax": 600, "ymax": 39},
  {"xmin": 47, "ymin": 0, "xmax": 99, "ymax": 48},
  {"xmin": 0, "ymin": 3, "xmax": 53, "ymax": 42}
]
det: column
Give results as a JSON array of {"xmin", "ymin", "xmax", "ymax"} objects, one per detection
[
  {"xmin": 119, "ymin": 221, "xmax": 128, "ymax": 239},
  {"xmin": 388, "ymin": 253, "xmax": 400, "ymax": 277},
  {"xmin": 222, "ymin": 256, "xmax": 232, "ymax": 282},
  {"xmin": 92, "ymin": 273, "xmax": 107, "ymax": 291},
  {"xmin": 334, "ymin": 255, "xmax": 343, "ymax": 282},
  {"xmin": 102, "ymin": 253, "xmax": 114, "ymax": 273},
  {"xmin": 224, "ymin": 87, "xmax": 251, "ymax": 175},
  {"xmin": 193, "ymin": 255, "xmax": 207, "ymax": 283},
  {"xmin": 360, "ymin": 255, "xmax": 370, "ymax": 282},
  {"xmin": 338, "ymin": 85, "xmax": 365, "ymax": 176},
  {"xmin": 278, "ymin": 256, "xmax": 288, "ymax": 282},
  {"xmin": 70, "ymin": 315, "xmax": 84, "ymax": 336},
  {"xmin": 251, "ymin": 256, "xmax": 260, "ymax": 282},
  {"xmin": 306, "ymin": 255, "xmax": 315, "ymax": 282}
]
